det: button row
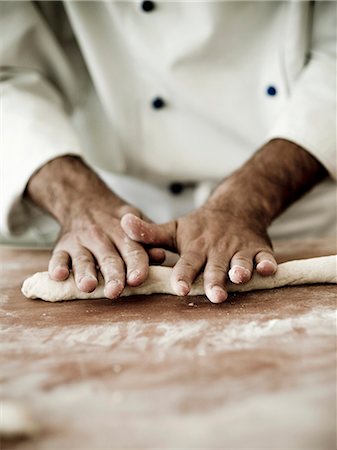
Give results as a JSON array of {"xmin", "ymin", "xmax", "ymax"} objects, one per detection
[
  {"xmin": 151, "ymin": 86, "xmax": 277, "ymax": 112},
  {"xmin": 150, "ymin": 86, "xmax": 277, "ymax": 110},
  {"xmin": 141, "ymin": 2, "xmax": 277, "ymax": 102}
]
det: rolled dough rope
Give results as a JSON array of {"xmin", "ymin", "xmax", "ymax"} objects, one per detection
[{"xmin": 21, "ymin": 255, "xmax": 337, "ymax": 302}]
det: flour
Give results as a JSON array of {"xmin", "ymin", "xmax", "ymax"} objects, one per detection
[
  {"xmin": 2, "ymin": 307, "xmax": 335, "ymax": 448},
  {"xmin": 3, "ymin": 309, "xmax": 334, "ymax": 356}
]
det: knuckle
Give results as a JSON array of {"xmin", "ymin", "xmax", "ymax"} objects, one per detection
[
  {"xmin": 178, "ymin": 258, "xmax": 197, "ymax": 271},
  {"xmin": 51, "ymin": 249, "xmax": 67, "ymax": 260},
  {"xmin": 126, "ymin": 248, "xmax": 146, "ymax": 261},
  {"xmin": 117, "ymin": 205, "xmax": 142, "ymax": 219},
  {"xmin": 87, "ymin": 225, "xmax": 112, "ymax": 245},
  {"xmin": 99, "ymin": 256, "xmax": 123, "ymax": 274},
  {"xmin": 187, "ymin": 237, "xmax": 207, "ymax": 253},
  {"xmin": 100, "ymin": 255, "xmax": 119, "ymax": 266},
  {"xmin": 204, "ymin": 263, "xmax": 227, "ymax": 282},
  {"xmin": 211, "ymin": 241, "xmax": 233, "ymax": 257},
  {"xmin": 257, "ymin": 249, "xmax": 274, "ymax": 258},
  {"xmin": 181, "ymin": 249, "xmax": 204, "ymax": 264},
  {"xmin": 105, "ymin": 274, "xmax": 124, "ymax": 285},
  {"xmin": 193, "ymin": 236, "xmax": 207, "ymax": 248},
  {"xmin": 204, "ymin": 275, "xmax": 225, "ymax": 287},
  {"xmin": 53, "ymin": 237, "xmax": 69, "ymax": 251},
  {"xmin": 87, "ymin": 224, "xmax": 102, "ymax": 240},
  {"xmin": 233, "ymin": 254, "xmax": 252, "ymax": 265},
  {"xmin": 73, "ymin": 254, "xmax": 92, "ymax": 265},
  {"xmin": 205, "ymin": 270, "xmax": 225, "ymax": 282},
  {"xmin": 208, "ymin": 261, "xmax": 227, "ymax": 272}
]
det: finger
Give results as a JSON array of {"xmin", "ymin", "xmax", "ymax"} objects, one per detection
[
  {"xmin": 115, "ymin": 236, "xmax": 149, "ymax": 287},
  {"xmin": 116, "ymin": 205, "xmax": 153, "ymax": 225},
  {"xmin": 82, "ymin": 232, "xmax": 126, "ymax": 299},
  {"xmin": 95, "ymin": 250, "xmax": 126, "ymax": 299},
  {"xmin": 203, "ymin": 255, "xmax": 229, "ymax": 304},
  {"xmin": 228, "ymin": 252, "xmax": 254, "ymax": 284},
  {"xmin": 147, "ymin": 248, "xmax": 166, "ymax": 265},
  {"xmin": 71, "ymin": 248, "xmax": 98, "ymax": 293},
  {"xmin": 48, "ymin": 250, "xmax": 70, "ymax": 281},
  {"xmin": 255, "ymin": 251, "xmax": 277, "ymax": 276},
  {"xmin": 171, "ymin": 251, "xmax": 205, "ymax": 296},
  {"xmin": 121, "ymin": 213, "xmax": 176, "ymax": 249}
]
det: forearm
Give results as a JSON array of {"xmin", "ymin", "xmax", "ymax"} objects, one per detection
[
  {"xmin": 26, "ymin": 155, "xmax": 124, "ymax": 226},
  {"xmin": 207, "ymin": 138, "xmax": 328, "ymax": 228}
]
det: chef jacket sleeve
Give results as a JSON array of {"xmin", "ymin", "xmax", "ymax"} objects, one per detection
[
  {"xmin": 0, "ymin": 2, "xmax": 82, "ymax": 236},
  {"xmin": 266, "ymin": 1, "xmax": 336, "ymax": 180}
]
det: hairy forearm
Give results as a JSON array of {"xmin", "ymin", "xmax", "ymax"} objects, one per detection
[
  {"xmin": 26, "ymin": 155, "xmax": 123, "ymax": 226},
  {"xmin": 207, "ymin": 139, "xmax": 327, "ymax": 228}
]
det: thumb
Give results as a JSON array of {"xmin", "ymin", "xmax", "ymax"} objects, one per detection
[{"xmin": 120, "ymin": 213, "xmax": 177, "ymax": 249}]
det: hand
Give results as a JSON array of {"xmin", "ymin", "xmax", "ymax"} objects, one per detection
[
  {"xmin": 27, "ymin": 138, "xmax": 326, "ymax": 302},
  {"xmin": 50, "ymin": 203, "xmax": 165, "ymax": 299},
  {"xmin": 121, "ymin": 138, "xmax": 326, "ymax": 304},
  {"xmin": 26, "ymin": 155, "xmax": 164, "ymax": 298},
  {"xmin": 120, "ymin": 206, "xmax": 277, "ymax": 304}
]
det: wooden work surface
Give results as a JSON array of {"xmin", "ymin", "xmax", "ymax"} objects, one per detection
[{"xmin": 1, "ymin": 240, "xmax": 336, "ymax": 449}]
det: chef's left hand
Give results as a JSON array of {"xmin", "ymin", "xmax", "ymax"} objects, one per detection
[
  {"xmin": 120, "ymin": 205, "xmax": 277, "ymax": 303},
  {"xmin": 121, "ymin": 138, "xmax": 327, "ymax": 303}
]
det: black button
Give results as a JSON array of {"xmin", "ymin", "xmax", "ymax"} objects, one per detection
[
  {"xmin": 152, "ymin": 97, "xmax": 166, "ymax": 109},
  {"xmin": 169, "ymin": 182, "xmax": 184, "ymax": 195},
  {"xmin": 266, "ymin": 86, "xmax": 277, "ymax": 96},
  {"xmin": 141, "ymin": 1, "xmax": 155, "ymax": 12}
]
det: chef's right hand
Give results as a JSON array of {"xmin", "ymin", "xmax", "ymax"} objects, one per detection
[{"xmin": 26, "ymin": 155, "xmax": 164, "ymax": 298}]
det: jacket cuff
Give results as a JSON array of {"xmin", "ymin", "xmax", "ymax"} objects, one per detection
[{"xmin": 265, "ymin": 57, "xmax": 336, "ymax": 180}]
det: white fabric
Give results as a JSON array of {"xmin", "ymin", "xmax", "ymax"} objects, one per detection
[{"xmin": 0, "ymin": 1, "xmax": 336, "ymax": 243}]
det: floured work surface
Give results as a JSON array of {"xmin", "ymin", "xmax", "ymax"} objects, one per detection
[{"xmin": 1, "ymin": 239, "xmax": 336, "ymax": 449}]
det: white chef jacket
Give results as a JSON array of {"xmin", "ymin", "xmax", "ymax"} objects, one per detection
[{"xmin": 1, "ymin": 1, "xmax": 336, "ymax": 246}]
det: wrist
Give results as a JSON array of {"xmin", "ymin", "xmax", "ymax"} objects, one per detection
[
  {"xmin": 206, "ymin": 139, "xmax": 326, "ymax": 229},
  {"xmin": 205, "ymin": 175, "xmax": 273, "ymax": 230},
  {"xmin": 26, "ymin": 155, "xmax": 124, "ymax": 226}
]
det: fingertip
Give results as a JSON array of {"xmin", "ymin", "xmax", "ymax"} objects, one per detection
[
  {"xmin": 120, "ymin": 212, "xmax": 137, "ymax": 227},
  {"xmin": 127, "ymin": 269, "xmax": 147, "ymax": 287},
  {"xmin": 104, "ymin": 280, "xmax": 124, "ymax": 299},
  {"xmin": 120, "ymin": 213, "xmax": 144, "ymax": 240},
  {"xmin": 174, "ymin": 280, "xmax": 190, "ymax": 296},
  {"xmin": 78, "ymin": 275, "xmax": 98, "ymax": 293},
  {"xmin": 256, "ymin": 260, "xmax": 277, "ymax": 276},
  {"xmin": 148, "ymin": 248, "xmax": 166, "ymax": 265},
  {"xmin": 228, "ymin": 265, "xmax": 251, "ymax": 284},
  {"xmin": 50, "ymin": 267, "xmax": 69, "ymax": 281},
  {"xmin": 206, "ymin": 286, "xmax": 228, "ymax": 304}
]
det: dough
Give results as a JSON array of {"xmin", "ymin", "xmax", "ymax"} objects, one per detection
[
  {"xmin": 0, "ymin": 400, "xmax": 39, "ymax": 438},
  {"xmin": 21, "ymin": 255, "xmax": 337, "ymax": 302}
]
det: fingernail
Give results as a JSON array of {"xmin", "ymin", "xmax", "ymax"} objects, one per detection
[
  {"xmin": 105, "ymin": 280, "xmax": 124, "ymax": 299},
  {"xmin": 78, "ymin": 275, "xmax": 98, "ymax": 292},
  {"xmin": 256, "ymin": 260, "xmax": 277, "ymax": 274},
  {"xmin": 80, "ymin": 274, "xmax": 96, "ymax": 281},
  {"xmin": 53, "ymin": 267, "xmax": 69, "ymax": 280},
  {"xmin": 209, "ymin": 286, "xmax": 227, "ymax": 304},
  {"xmin": 78, "ymin": 274, "xmax": 96, "ymax": 284},
  {"xmin": 127, "ymin": 270, "xmax": 141, "ymax": 283},
  {"xmin": 229, "ymin": 265, "xmax": 251, "ymax": 284},
  {"xmin": 176, "ymin": 280, "xmax": 190, "ymax": 296}
]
